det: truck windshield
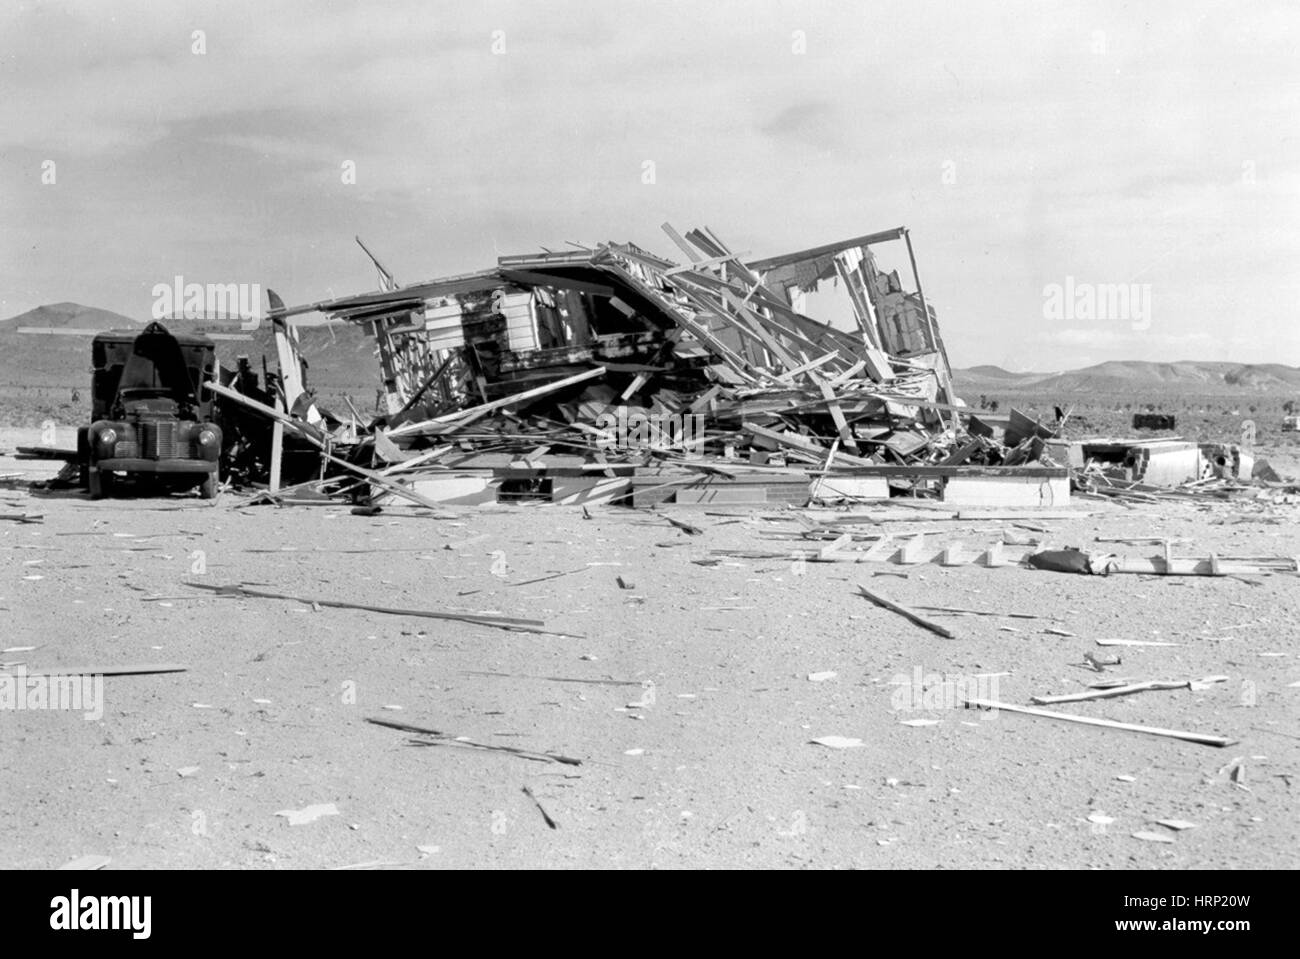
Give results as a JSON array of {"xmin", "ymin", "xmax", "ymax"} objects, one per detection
[{"xmin": 118, "ymin": 347, "xmax": 195, "ymax": 401}]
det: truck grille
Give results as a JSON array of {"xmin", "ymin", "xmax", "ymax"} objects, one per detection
[{"xmin": 138, "ymin": 421, "xmax": 179, "ymax": 459}]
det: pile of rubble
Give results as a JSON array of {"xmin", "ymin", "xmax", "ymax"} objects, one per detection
[{"xmin": 235, "ymin": 223, "xmax": 1076, "ymax": 509}]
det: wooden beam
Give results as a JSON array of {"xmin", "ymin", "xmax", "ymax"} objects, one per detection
[
  {"xmin": 816, "ymin": 376, "xmax": 860, "ymax": 452},
  {"xmin": 1030, "ymin": 677, "xmax": 1226, "ymax": 705},
  {"xmin": 742, "ymin": 422, "xmax": 876, "ymax": 468},
  {"xmin": 2, "ymin": 664, "xmax": 187, "ymax": 677},
  {"xmin": 388, "ymin": 367, "xmax": 607, "ymax": 437},
  {"xmin": 204, "ymin": 380, "xmax": 455, "ymax": 513},
  {"xmin": 856, "ymin": 584, "xmax": 956, "ymax": 638},
  {"xmin": 963, "ymin": 697, "xmax": 1237, "ymax": 748}
]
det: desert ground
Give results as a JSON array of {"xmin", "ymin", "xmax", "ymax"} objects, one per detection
[{"xmin": 2, "ymin": 427, "xmax": 1297, "ymax": 869}]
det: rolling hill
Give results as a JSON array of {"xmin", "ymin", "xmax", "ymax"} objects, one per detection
[
  {"xmin": 953, "ymin": 361, "xmax": 1300, "ymax": 396},
  {"xmin": 0, "ymin": 301, "xmax": 141, "ymax": 332}
]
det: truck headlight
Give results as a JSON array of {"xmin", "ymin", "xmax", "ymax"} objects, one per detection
[
  {"xmin": 97, "ymin": 427, "xmax": 117, "ymax": 447},
  {"xmin": 196, "ymin": 424, "xmax": 222, "ymax": 459}
]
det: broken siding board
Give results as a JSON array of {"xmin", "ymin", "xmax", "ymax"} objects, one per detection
[
  {"xmin": 941, "ymin": 475, "xmax": 1071, "ymax": 508},
  {"xmin": 809, "ymin": 476, "xmax": 890, "ymax": 501},
  {"xmin": 424, "ymin": 302, "xmax": 467, "ymax": 350},
  {"xmin": 636, "ymin": 474, "xmax": 811, "ymax": 507},
  {"xmin": 372, "ymin": 472, "xmax": 499, "ymax": 506},
  {"xmin": 497, "ymin": 291, "xmax": 539, "ymax": 352}
]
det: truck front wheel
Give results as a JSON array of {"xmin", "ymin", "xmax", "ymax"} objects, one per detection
[
  {"xmin": 88, "ymin": 469, "xmax": 113, "ymax": 500},
  {"xmin": 198, "ymin": 473, "xmax": 219, "ymax": 500}
]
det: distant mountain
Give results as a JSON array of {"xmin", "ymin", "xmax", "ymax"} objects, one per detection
[
  {"xmin": 0, "ymin": 301, "xmax": 141, "ymax": 331},
  {"xmin": 953, "ymin": 365, "xmax": 1050, "ymax": 389},
  {"xmin": 954, "ymin": 360, "xmax": 1300, "ymax": 395},
  {"xmin": 961, "ymin": 364, "xmax": 1034, "ymax": 380}
]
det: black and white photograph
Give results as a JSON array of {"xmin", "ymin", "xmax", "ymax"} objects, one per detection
[{"xmin": 0, "ymin": 0, "xmax": 1293, "ymax": 932}]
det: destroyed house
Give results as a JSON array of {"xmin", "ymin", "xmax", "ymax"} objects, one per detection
[{"xmin": 273, "ymin": 225, "xmax": 955, "ymax": 434}]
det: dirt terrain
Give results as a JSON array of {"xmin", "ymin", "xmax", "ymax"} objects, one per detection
[{"xmin": 2, "ymin": 431, "xmax": 1297, "ymax": 869}]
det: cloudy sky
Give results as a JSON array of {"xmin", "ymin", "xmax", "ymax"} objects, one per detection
[{"xmin": 1, "ymin": 0, "xmax": 1296, "ymax": 370}]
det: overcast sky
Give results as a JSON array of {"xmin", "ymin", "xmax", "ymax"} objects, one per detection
[{"xmin": 2, "ymin": 0, "xmax": 1296, "ymax": 370}]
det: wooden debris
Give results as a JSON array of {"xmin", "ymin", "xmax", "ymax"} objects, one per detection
[
  {"xmin": 1031, "ymin": 676, "xmax": 1228, "ymax": 705},
  {"xmin": 276, "ymin": 803, "xmax": 340, "ymax": 826},
  {"xmin": 183, "ymin": 582, "xmax": 549, "ymax": 633},
  {"xmin": 856, "ymin": 584, "xmax": 956, "ymax": 639},
  {"xmin": 1095, "ymin": 638, "xmax": 1181, "ymax": 647},
  {"xmin": 366, "ymin": 717, "xmax": 582, "ymax": 765},
  {"xmin": 522, "ymin": 786, "xmax": 559, "ymax": 829},
  {"xmin": 963, "ymin": 697, "xmax": 1237, "ymax": 747},
  {"xmin": 205, "ymin": 380, "xmax": 456, "ymax": 514},
  {"xmin": 1131, "ymin": 831, "xmax": 1175, "ymax": 844},
  {"xmin": 1, "ymin": 663, "xmax": 187, "ymax": 677},
  {"xmin": 462, "ymin": 670, "xmax": 642, "ymax": 687}
]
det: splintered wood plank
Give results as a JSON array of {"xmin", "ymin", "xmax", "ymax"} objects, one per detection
[
  {"xmin": 387, "ymin": 367, "xmax": 607, "ymax": 436},
  {"xmin": 619, "ymin": 373, "xmax": 650, "ymax": 401},
  {"xmin": 741, "ymin": 423, "xmax": 875, "ymax": 468},
  {"xmin": 7, "ymin": 663, "xmax": 188, "ymax": 677},
  {"xmin": 856, "ymin": 584, "xmax": 956, "ymax": 639},
  {"xmin": 963, "ymin": 698, "xmax": 1237, "ymax": 748},
  {"xmin": 816, "ymin": 377, "xmax": 860, "ymax": 452}
]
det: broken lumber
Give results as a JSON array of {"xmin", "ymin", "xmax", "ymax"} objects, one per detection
[
  {"xmin": 388, "ymin": 367, "xmax": 607, "ymax": 437},
  {"xmin": 0, "ymin": 663, "xmax": 187, "ymax": 677},
  {"xmin": 365, "ymin": 717, "xmax": 582, "ymax": 765},
  {"xmin": 963, "ymin": 697, "xmax": 1237, "ymax": 747},
  {"xmin": 1095, "ymin": 638, "xmax": 1181, "ymax": 648},
  {"xmin": 1031, "ymin": 676, "xmax": 1227, "ymax": 705},
  {"xmin": 183, "ymin": 582, "xmax": 550, "ymax": 633},
  {"xmin": 204, "ymin": 380, "xmax": 455, "ymax": 514},
  {"xmin": 742, "ymin": 422, "xmax": 876, "ymax": 468},
  {"xmin": 856, "ymin": 584, "xmax": 956, "ymax": 638}
]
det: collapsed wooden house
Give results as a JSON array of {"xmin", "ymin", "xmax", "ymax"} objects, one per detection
[{"xmin": 259, "ymin": 224, "xmax": 1071, "ymax": 507}]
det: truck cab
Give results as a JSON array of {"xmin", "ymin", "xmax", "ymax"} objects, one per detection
[{"xmin": 80, "ymin": 322, "xmax": 223, "ymax": 499}]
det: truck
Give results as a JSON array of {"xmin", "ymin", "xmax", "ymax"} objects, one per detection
[{"xmin": 78, "ymin": 321, "xmax": 223, "ymax": 499}]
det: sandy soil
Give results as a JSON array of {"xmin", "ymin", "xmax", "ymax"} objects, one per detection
[{"xmin": 1, "ymin": 432, "xmax": 1297, "ymax": 869}]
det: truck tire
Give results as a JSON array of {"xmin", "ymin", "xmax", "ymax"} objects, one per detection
[
  {"xmin": 88, "ymin": 469, "xmax": 112, "ymax": 500},
  {"xmin": 198, "ymin": 473, "xmax": 219, "ymax": 500}
]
